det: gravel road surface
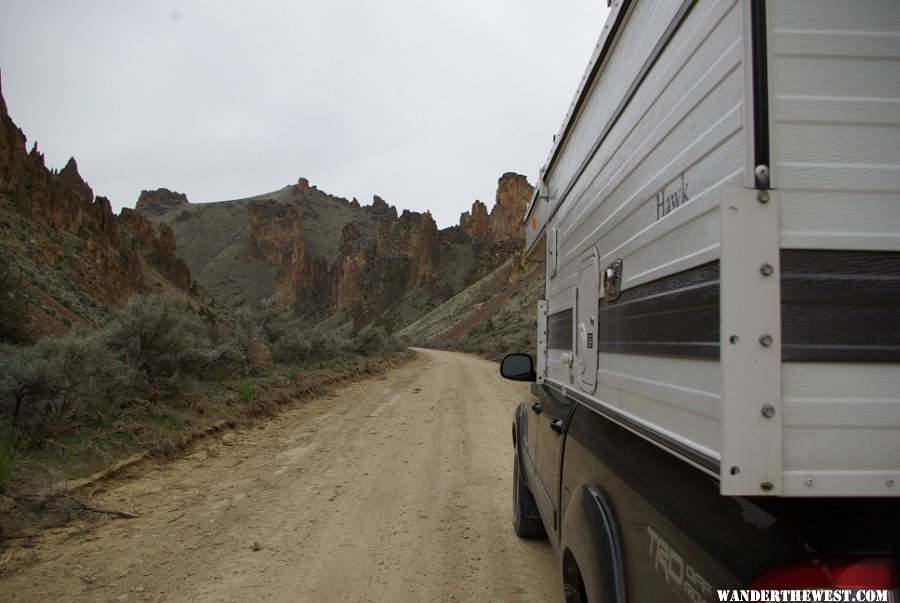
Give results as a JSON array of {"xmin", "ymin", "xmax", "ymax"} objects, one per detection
[{"xmin": 1, "ymin": 348, "xmax": 560, "ymax": 602}]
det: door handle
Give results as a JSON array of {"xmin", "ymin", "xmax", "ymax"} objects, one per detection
[
  {"xmin": 531, "ymin": 403, "xmax": 543, "ymax": 415},
  {"xmin": 550, "ymin": 419, "xmax": 565, "ymax": 434}
]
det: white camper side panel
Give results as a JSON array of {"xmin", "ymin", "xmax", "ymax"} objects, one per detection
[
  {"xmin": 781, "ymin": 363, "xmax": 900, "ymax": 496},
  {"xmin": 547, "ymin": 0, "xmax": 686, "ymax": 223},
  {"xmin": 545, "ymin": 0, "xmax": 746, "ymax": 460},
  {"xmin": 771, "ymin": 0, "xmax": 900, "ymax": 251},
  {"xmin": 549, "ymin": 0, "xmax": 746, "ymax": 296},
  {"xmin": 768, "ymin": 0, "xmax": 900, "ymax": 496}
]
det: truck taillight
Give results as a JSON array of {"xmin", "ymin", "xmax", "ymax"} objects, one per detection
[{"xmin": 751, "ymin": 557, "xmax": 897, "ymax": 592}]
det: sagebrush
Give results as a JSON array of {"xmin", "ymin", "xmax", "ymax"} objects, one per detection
[{"xmin": 0, "ymin": 294, "xmax": 407, "ymax": 449}]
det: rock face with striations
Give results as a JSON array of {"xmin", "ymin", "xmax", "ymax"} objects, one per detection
[
  {"xmin": 331, "ymin": 210, "xmax": 438, "ymax": 319},
  {"xmin": 490, "ymin": 172, "xmax": 532, "ymax": 242},
  {"xmin": 458, "ymin": 173, "xmax": 531, "ymax": 245},
  {"xmin": 0, "ymin": 72, "xmax": 197, "ymax": 335},
  {"xmin": 455, "ymin": 172, "xmax": 533, "ymax": 276},
  {"xmin": 140, "ymin": 171, "xmax": 534, "ymax": 331},
  {"xmin": 459, "ymin": 200, "xmax": 490, "ymax": 242},
  {"xmin": 247, "ymin": 198, "xmax": 329, "ymax": 308}
]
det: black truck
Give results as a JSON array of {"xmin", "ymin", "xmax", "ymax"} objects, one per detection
[
  {"xmin": 502, "ymin": 353, "xmax": 898, "ymax": 601},
  {"xmin": 500, "ymin": 0, "xmax": 899, "ymax": 600}
]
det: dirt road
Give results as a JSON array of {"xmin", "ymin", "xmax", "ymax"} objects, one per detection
[{"xmin": 2, "ymin": 349, "xmax": 560, "ymax": 602}]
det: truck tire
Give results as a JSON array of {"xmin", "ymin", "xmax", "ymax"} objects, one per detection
[{"xmin": 513, "ymin": 453, "xmax": 546, "ymax": 538}]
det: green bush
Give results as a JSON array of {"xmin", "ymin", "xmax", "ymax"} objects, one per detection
[
  {"xmin": 351, "ymin": 326, "xmax": 384, "ymax": 355},
  {"xmin": 0, "ymin": 295, "xmax": 218, "ymax": 444},
  {"xmin": 272, "ymin": 333, "xmax": 314, "ymax": 364},
  {"xmin": 105, "ymin": 295, "xmax": 213, "ymax": 386},
  {"xmin": 258, "ymin": 296, "xmax": 291, "ymax": 342},
  {"xmin": 238, "ymin": 383, "xmax": 256, "ymax": 402},
  {"xmin": 220, "ymin": 304, "xmax": 273, "ymax": 373},
  {"xmin": 0, "ymin": 332, "xmax": 131, "ymax": 440},
  {"xmin": 308, "ymin": 332, "xmax": 353, "ymax": 362},
  {"xmin": 351, "ymin": 326, "xmax": 403, "ymax": 355}
]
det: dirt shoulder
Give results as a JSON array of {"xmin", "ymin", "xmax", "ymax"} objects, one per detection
[{"xmin": 0, "ymin": 349, "xmax": 560, "ymax": 602}]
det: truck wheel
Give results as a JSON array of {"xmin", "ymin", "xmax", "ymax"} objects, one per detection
[{"xmin": 513, "ymin": 454, "xmax": 546, "ymax": 538}]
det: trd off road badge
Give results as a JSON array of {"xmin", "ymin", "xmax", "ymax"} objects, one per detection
[{"xmin": 647, "ymin": 526, "xmax": 713, "ymax": 603}]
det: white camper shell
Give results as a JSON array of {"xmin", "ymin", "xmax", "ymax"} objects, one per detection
[{"xmin": 526, "ymin": 0, "xmax": 900, "ymax": 498}]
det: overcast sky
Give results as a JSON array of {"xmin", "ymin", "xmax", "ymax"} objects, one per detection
[{"xmin": 0, "ymin": 1, "xmax": 609, "ymax": 228}]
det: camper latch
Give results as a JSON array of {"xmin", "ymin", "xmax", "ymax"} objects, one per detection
[{"xmin": 603, "ymin": 259, "xmax": 623, "ymax": 301}]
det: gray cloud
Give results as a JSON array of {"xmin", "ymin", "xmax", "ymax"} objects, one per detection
[{"xmin": 0, "ymin": 0, "xmax": 609, "ymax": 228}]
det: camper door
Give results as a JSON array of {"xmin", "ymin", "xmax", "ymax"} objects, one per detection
[{"xmin": 577, "ymin": 249, "xmax": 600, "ymax": 394}]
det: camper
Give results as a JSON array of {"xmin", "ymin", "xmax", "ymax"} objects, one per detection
[{"xmin": 502, "ymin": 0, "xmax": 899, "ymax": 600}]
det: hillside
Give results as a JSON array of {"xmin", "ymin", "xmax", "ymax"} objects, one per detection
[
  {"xmin": 0, "ymin": 64, "xmax": 543, "ymax": 356},
  {"xmin": 0, "ymin": 75, "xmax": 206, "ymax": 338},
  {"xmin": 399, "ymin": 253, "xmax": 545, "ymax": 360},
  {"xmin": 140, "ymin": 173, "xmax": 535, "ymax": 332},
  {"xmin": 0, "ymin": 66, "xmax": 545, "ymax": 562}
]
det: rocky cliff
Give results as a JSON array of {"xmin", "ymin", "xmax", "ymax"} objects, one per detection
[
  {"xmin": 143, "ymin": 171, "xmax": 533, "ymax": 332},
  {"xmin": 490, "ymin": 172, "xmax": 532, "ymax": 242},
  {"xmin": 135, "ymin": 188, "xmax": 190, "ymax": 216},
  {"xmin": 0, "ymin": 73, "xmax": 197, "ymax": 336},
  {"xmin": 454, "ymin": 172, "xmax": 533, "ymax": 276},
  {"xmin": 247, "ymin": 198, "xmax": 329, "ymax": 308},
  {"xmin": 0, "ymin": 70, "xmax": 533, "ymax": 339},
  {"xmin": 330, "ymin": 209, "xmax": 438, "ymax": 324},
  {"xmin": 458, "ymin": 173, "xmax": 532, "ymax": 245}
]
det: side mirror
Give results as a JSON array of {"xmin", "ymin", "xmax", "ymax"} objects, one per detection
[{"xmin": 500, "ymin": 353, "xmax": 536, "ymax": 382}]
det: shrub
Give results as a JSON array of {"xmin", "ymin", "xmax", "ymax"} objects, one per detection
[
  {"xmin": 483, "ymin": 317, "xmax": 495, "ymax": 333},
  {"xmin": 351, "ymin": 326, "xmax": 384, "ymax": 355},
  {"xmin": 0, "ymin": 295, "xmax": 223, "ymax": 443},
  {"xmin": 309, "ymin": 332, "xmax": 353, "ymax": 362},
  {"xmin": 219, "ymin": 304, "xmax": 270, "ymax": 374},
  {"xmin": 0, "ymin": 257, "xmax": 30, "ymax": 345},
  {"xmin": 272, "ymin": 333, "xmax": 314, "ymax": 364},
  {"xmin": 351, "ymin": 326, "xmax": 403, "ymax": 356},
  {"xmin": 271, "ymin": 328, "xmax": 370, "ymax": 364},
  {"xmin": 0, "ymin": 332, "xmax": 130, "ymax": 440},
  {"xmin": 104, "ymin": 295, "xmax": 213, "ymax": 386},
  {"xmin": 258, "ymin": 296, "xmax": 291, "ymax": 343},
  {"xmin": 203, "ymin": 365, "xmax": 232, "ymax": 383}
]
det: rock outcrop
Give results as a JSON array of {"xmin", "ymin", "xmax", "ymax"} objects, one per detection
[
  {"xmin": 331, "ymin": 223, "xmax": 369, "ymax": 313},
  {"xmin": 330, "ymin": 209, "xmax": 438, "ymax": 320},
  {"xmin": 376, "ymin": 210, "xmax": 437, "ymax": 288},
  {"xmin": 0, "ymin": 72, "xmax": 197, "ymax": 335},
  {"xmin": 489, "ymin": 172, "xmax": 532, "ymax": 243},
  {"xmin": 367, "ymin": 195, "xmax": 399, "ymax": 222},
  {"xmin": 247, "ymin": 198, "xmax": 329, "ymax": 307},
  {"xmin": 458, "ymin": 173, "xmax": 531, "ymax": 246},
  {"xmin": 459, "ymin": 200, "xmax": 490, "ymax": 242},
  {"xmin": 454, "ymin": 172, "xmax": 533, "ymax": 276},
  {"xmin": 139, "ymin": 168, "xmax": 533, "ymax": 331},
  {"xmin": 136, "ymin": 188, "xmax": 190, "ymax": 216}
]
